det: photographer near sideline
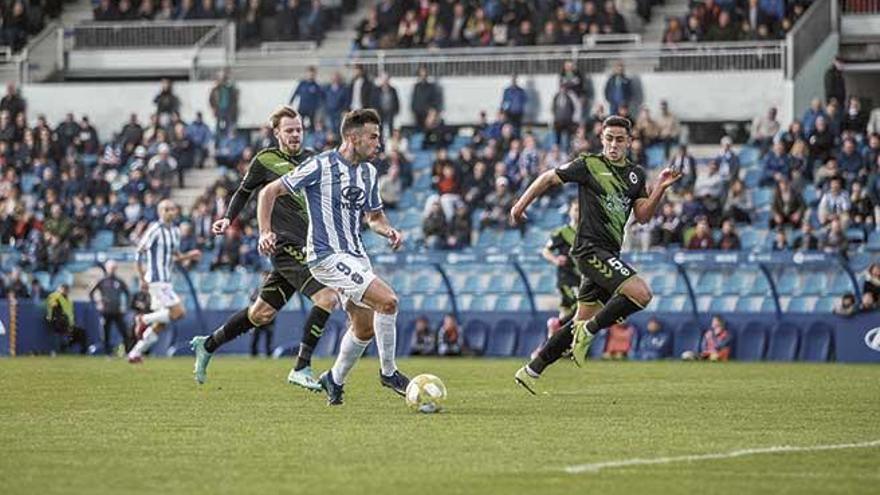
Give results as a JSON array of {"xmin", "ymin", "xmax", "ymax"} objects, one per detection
[{"xmin": 46, "ymin": 284, "xmax": 87, "ymax": 354}]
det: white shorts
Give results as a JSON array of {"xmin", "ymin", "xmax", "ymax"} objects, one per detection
[
  {"xmin": 310, "ymin": 253, "xmax": 377, "ymax": 306},
  {"xmin": 148, "ymin": 282, "xmax": 182, "ymax": 311}
]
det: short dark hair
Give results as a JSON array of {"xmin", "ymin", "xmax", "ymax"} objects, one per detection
[
  {"xmin": 602, "ymin": 116, "xmax": 632, "ymax": 133},
  {"xmin": 268, "ymin": 105, "xmax": 300, "ymax": 130},
  {"xmin": 341, "ymin": 108, "xmax": 381, "ymax": 136}
]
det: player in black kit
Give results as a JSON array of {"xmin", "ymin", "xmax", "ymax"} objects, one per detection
[
  {"xmin": 190, "ymin": 106, "xmax": 338, "ymax": 390},
  {"xmin": 512, "ymin": 116, "xmax": 681, "ymax": 394}
]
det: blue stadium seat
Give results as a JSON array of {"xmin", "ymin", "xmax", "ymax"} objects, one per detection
[
  {"xmin": 673, "ymin": 321, "xmax": 702, "ymax": 358},
  {"xmin": 199, "ymin": 271, "xmax": 220, "ymax": 293},
  {"xmin": 312, "ymin": 322, "xmax": 340, "ymax": 357},
  {"xmin": 456, "ymin": 294, "xmax": 475, "ymax": 311},
  {"xmin": 646, "ymin": 144, "xmax": 665, "ymax": 168},
  {"xmin": 33, "ymin": 271, "xmax": 51, "ymax": 291},
  {"xmin": 462, "ymin": 274, "xmax": 490, "ymax": 293},
  {"xmin": 221, "ymin": 272, "xmax": 244, "ymax": 293},
  {"xmin": 486, "ymin": 320, "xmax": 519, "ymax": 357},
  {"xmin": 463, "ymin": 319, "xmax": 490, "ymax": 356},
  {"xmin": 827, "ymin": 273, "xmax": 853, "ymax": 295},
  {"xmin": 815, "ymin": 296, "xmax": 837, "ymax": 312},
  {"xmin": 753, "ymin": 188, "xmax": 772, "ymax": 208},
  {"xmin": 743, "ymin": 168, "xmax": 761, "ymax": 188},
  {"xmin": 721, "ymin": 272, "xmax": 747, "ymax": 295},
  {"xmin": 739, "ymin": 146, "xmax": 759, "ymax": 166},
  {"xmin": 696, "ymin": 296, "xmax": 712, "ymax": 312},
  {"xmin": 230, "ymin": 293, "xmax": 250, "ymax": 309},
  {"xmin": 695, "ymin": 271, "xmax": 722, "ymax": 296},
  {"xmin": 735, "ymin": 322, "xmax": 767, "ymax": 361},
  {"xmin": 797, "ymin": 273, "xmax": 827, "ymax": 296},
  {"xmin": 534, "ymin": 273, "xmax": 555, "ymax": 293},
  {"xmin": 709, "ymin": 296, "xmax": 738, "ymax": 313},
  {"xmin": 849, "ymin": 252, "xmax": 873, "ymax": 273},
  {"xmin": 422, "ymin": 294, "xmax": 450, "ymax": 311},
  {"xmin": 588, "ymin": 329, "xmax": 608, "ymax": 359},
  {"xmin": 766, "ymin": 322, "xmax": 800, "ymax": 361},
  {"xmin": 657, "ymin": 295, "xmax": 688, "ymax": 312},
  {"xmin": 775, "ymin": 270, "xmax": 799, "ymax": 295},
  {"xmin": 207, "ymin": 294, "xmax": 232, "ymax": 311},
  {"xmin": 470, "ymin": 294, "xmax": 498, "ymax": 311},
  {"xmin": 800, "ymin": 322, "xmax": 832, "ymax": 362},
  {"xmin": 400, "ymin": 295, "xmax": 421, "ymax": 311},
  {"xmin": 515, "ymin": 320, "xmax": 546, "ymax": 357},
  {"xmin": 735, "ymin": 296, "xmax": 763, "ymax": 312},
  {"xmin": 787, "ymin": 296, "xmax": 817, "ymax": 312},
  {"xmin": 495, "ymin": 295, "xmax": 527, "ymax": 311},
  {"xmin": 739, "ymin": 229, "xmax": 762, "ymax": 251},
  {"xmin": 866, "ymin": 231, "xmax": 880, "ymax": 251},
  {"xmin": 91, "ymin": 230, "xmax": 115, "ymax": 250},
  {"xmin": 21, "ymin": 173, "xmax": 38, "ymax": 194},
  {"xmin": 802, "ymin": 185, "xmax": 819, "ymax": 206},
  {"xmin": 845, "ymin": 228, "xmax": 865, "ymax": 244}
]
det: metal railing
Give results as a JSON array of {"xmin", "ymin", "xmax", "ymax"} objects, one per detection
[
  {"xmin": 840, "ymin": 0, "xmax": 880, "ymax": 13},
  {"xmin": 72, "ymin": 20, "xmax": 227, "ymax": 49},
  {"xmin": 786, "ymin": 0, "xmax": 837, "ymax": 78},
  {"xmin": 347, "ymin": 41, "xmax": 786, "ymax": 78}
]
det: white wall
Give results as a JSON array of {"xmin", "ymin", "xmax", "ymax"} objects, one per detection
[
  {"xmin": 23, "ymin": 70, "xmax": 788, "ymax": 140},
  {"xmin": 791, "ymin": 33, "xmax": 839, "ymax": 121}
]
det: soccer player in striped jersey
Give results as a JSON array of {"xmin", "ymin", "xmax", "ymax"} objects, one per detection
[
  {"xmin": 189, "ymin": 106, "xmax": 340, "ymax": 389},
  {"xmin": 257, "ymin": 109, "xmax": 409, "ymax": 405},
  {"xmin": 128, "ymin": 199, "xmax": 201, "ymax": 363}
]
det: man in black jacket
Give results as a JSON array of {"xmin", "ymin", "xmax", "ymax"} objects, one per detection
[
  {"xmin": 411, "ymin": 65, "xmax": 443, "ymax": 131},
  {"xmin": 89, "ymin": 260, "xmax": 133, "ymax": 354}
]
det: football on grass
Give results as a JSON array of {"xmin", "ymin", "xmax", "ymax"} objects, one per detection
[{"xmin": 405, "ymin": 374, "xmax": 447, "ymax": 413}]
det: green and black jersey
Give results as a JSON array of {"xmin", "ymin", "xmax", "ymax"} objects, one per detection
[
  {"xmin": 225, "ymin": 146, "xmax": 315, "ymax": 249},
  {"xmin": 546, "ymin": 224, "xmax": 581, "ymax": 288},
  {"xmin": 555, "ymin": 153, "xmax": 648, "ymax": 255}
]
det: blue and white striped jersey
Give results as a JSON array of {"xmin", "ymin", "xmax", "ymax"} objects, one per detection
[
  {"xmin": 280, "ymin": 149, "xmax": 383, "ymax": 263},
  {"xmin": 136, "ymin": 221, "xmax": 180, "ymax": 283}
]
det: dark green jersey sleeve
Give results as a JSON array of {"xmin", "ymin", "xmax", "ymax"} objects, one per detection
[
  {"xmin": 555, "ymin": 158, "xmax": 590, "ymax": 185},
  {"xmin": 225, "ymin": 157, "xmax": 270, "ymax": 221}
]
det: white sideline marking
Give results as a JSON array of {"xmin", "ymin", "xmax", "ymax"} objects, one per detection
[{"xmin": 564, "ymin": 439, "xmax": 880, "ymax": 475}]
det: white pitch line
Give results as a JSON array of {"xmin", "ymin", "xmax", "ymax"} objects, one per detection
[{"xmin": 564, "ymin": 439, "xmax": 880, "ymax": 475}]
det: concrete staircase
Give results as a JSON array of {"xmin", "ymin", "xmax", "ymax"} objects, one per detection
[{"xmin": 170, "ymin": 165, "xmax": 224, "ymax": 211}]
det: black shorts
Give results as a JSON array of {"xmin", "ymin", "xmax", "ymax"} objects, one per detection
[
  {"xmin": 260, "ymin": 244, "xmax": 326, "ymax": 311},
  {"xmin": 573, "ymin": 244, "xmax": 637, "ymax": 305}
]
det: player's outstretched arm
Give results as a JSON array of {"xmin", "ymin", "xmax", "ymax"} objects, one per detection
[
  {"xmin": 256, "ymin": 179, "xmax": 286, "ymax": 255},
  {"xmin": 213, "ymin": 159, "xmax": 265, "ymax": 234},
  {"xmin": 365, "ymin": 210, "xmax": 403, "ymax": 250},
  {"xmin": 633, "ymin": 167, "xmax": 682, "ymax": 224},
  {"xmin": 511, "ymin": 169, "xmax": 563, "ymax": 224}
]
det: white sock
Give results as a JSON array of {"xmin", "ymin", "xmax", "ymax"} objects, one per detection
[
  {"xmin": 129, "ymin": 328, "xmax": 159, "ymax": 357},
  {"xmin": 143, "ymin": 308, "xmax": 171, "ymax": 326},
  {"xmin": 374, "ymin": 311, "xmax": 398, "ymax": 376},
  {"xmin": 331, "ymin": 329, "xmax": 370, "ymax": 385}
]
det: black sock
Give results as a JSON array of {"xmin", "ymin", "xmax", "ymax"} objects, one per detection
[
  {"xmin": 585, "ymin": 295, "xmax": 644, "ymax": 334},
  {"xmin": 204, "ymin": 308, "xmax": 254, "ymax": 353},
  {"xmin": 527, "ymin": 321, "xmax": 574, "ymax": 375},
  {"xmin": 294, "ymin": 306, "xmax": 330, "ymax": 370}
]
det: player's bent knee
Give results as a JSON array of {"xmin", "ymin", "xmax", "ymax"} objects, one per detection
[
  {"xmin": 625, "ymin": 279, "xmax": 653, "ymax": 308},
  {"xmin": 352, "ymin": 325, "xmax": 374, "ymax": 341},
  {"xmin": 312, "ymin": 289, "xmax": 339, "ymax": 312},
  {"xmin": 249, "ymin": 304, "xmax": 277, "ymax": 327},
  {"xmin": 377, "ymin": 294, "xmax": 398, "ymax": 315}
]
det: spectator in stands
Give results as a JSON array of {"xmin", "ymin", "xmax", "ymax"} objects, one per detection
[
  {"xmin": 680, "ymin": 189, "xmax": 706, "ymax": 226},
  {"xmin": 348, "ymin": 65, "xmax": 374, "ymax": 112},
  {"xmin": 0, "ymin": 83, "xmax": 25, "ymax": 119},
  {"xmin": 833, "ymin": 292, "xmax": 858, "ymax": 317},
  {"xmin": 290, "ymin": 66, "xmax": 324, "ymax": 130},
  {"xmin": 148, "ymin": 142, "xmax": 180, "ymax": 189},
  {"xmin": 604, "ymin": 61, "xmax": 632, "ymax": 116},
  {"xmin": 655, "ymin": 100, "xmax": 680, "ymax": 158},
  {"xmin": 814, "ymin": 158, "xmax": 842, "ymax": 191},
  {"xmin": 818, "ymin": 177, "xmax": 851, "ymax": 227},
  {"xmin": 770, "ymin": 228, "xmax": 788, "ymax": 251},
  {"xmin": 842, "ymin": 97, "xmax": 868, "ymax": 138},
  {"xmin": 662, "ymin": 17, "xmax": 685, "ymax": 44},
  {"xmin": 410, "ymin": 316, "xmax": 436, "ymax": 356},
  {"xmin": 694, "ymin": 160, "xmax": 725, "ymax": 218},
  {"xmin": 668, "ymin": 144, "xmax": 696, "ymax": 192},
  {"xmin": 603, "ymin": 321, "xmax": 634, "ymax": 360},
  {"xmin": 462, "ymin": 160, "xmax": 492, "ymax": 208},
  {"xmin": 374, "ymin": 74, "xmax": 400, "ymax": 137},
  {"xmin": 770, "ymin": 178, "xmax": 805, "ymax": 229},
  {"xmin": 810, "ymin": 116, "xmax": 835, "ymax": 171},
  {"xmin": 411, "ymin": 66, "xmax": 442, "ymax": 131},
  {"xmin": 437, "ymin": 313, "xmax": 462, "ymax": 356},
  {"xmin": 687, "ymin": 217, "xmax": 715, "ymax": 250},
  {"xmin": 447, "ymin": 204, "xmax": 472, "ymax": 249},
  {"xmin": 792, "ymin": 222, "xmax": 819, "ymax": 251},
  {"xmin": 718, "ymin": 219, "xmax": 741, "ymax": 250},
  {"xmin": 715, "ymin": 136, "xmax": 740, "ymax": 182},
  {"xmin": 153, "ymin": 79, "xmax": 180, "ymax": 127},
  {"xmin": 651, "ymin": 202, "xmax": 682, "ymax": 247},
  {"xmin": 723, "ymin": 178, "xmax": 753, "ymax": 223},
  {"xmin": 824, "ymin": 56, "xmax": 846, "ymax": 106},
  {"xmin": 761, "ymin": 140, "xmax": 792, "ymax": 186},
  {"xmin": 480, "ymin": 176, "xmax": 516, "ymax": 230},
  {"xmin": 377, "ymin": 163, "xmax": 402, "ymax": 210},
  {"xmin": 850, "ymin": 181, "xmax": 874, "ymax": 230},
  {"xmin": 802, "ymin": 98, "xmax": 827, "ymax": 135},
  {"xmin": 705, "ymin": 10, "xmax": 737, "ymax": 41},
  {"xmin": 4, "ymin": 267, "xmax": 29, "ymax": 300},
  {"xmin": 551, "ymin": 81, "xmax": 578, "ymax": 150},
  {"xmin": 868, "ymin": 104, "xmax": 880, "ymax": 136},
  {"xmin": 209, "ymin": 69, "xmax": 238, "ymax": 138},
  {"xmin": 634, "ymin": 106, "xmax": 659, "ymax": 145},
  {"xmin": 837, "ymin": 138, "xmax": 865, "ymax": 184},
  {"xmin": 46, "ymin": 284, "xmax": 87, "ymax": 354},
  {"xmin": 323, "ymin": 72, "xmax": 350, "ymax": 134},
  {"xmin": 750, "ymin": 107, "xmax": 780, "ymax": 155},
  {"xmin": 699, "ymin": 315, "xmax": 732, "ymax": 361},
  {"xmin": 423, "ymin": 198, "xmax": 448, "ymax": 249},
  {"xmin": 821, "ymin": 217, "xmax": 849, "ymax": 256},
  {"xmin": 215, "ymin": 127, "xmax": 248, "ymax": 167},
  {"xmin": 422, "ymin": 109, "xmax": 453, "ymax": 149},
  {"xmin": 500, "ymin": 74, "xmax": 528, "ymax": 131},
  {"xmin": 637, "ymin": 318, "xmax": 670, "ymax": 360}
]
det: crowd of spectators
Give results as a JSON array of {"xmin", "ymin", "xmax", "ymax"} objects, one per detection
[
  {"xmin": 354, "ymin": 0, "xmax": 636, "ymax": 50},
  {"xmin": 92, "ymin": 0, "xmax": 347, "ymax": 46},
  {"xmin": 1, "ymin": 0, "xmax": 63, "ymax": 51},
  {"xmin": 662, "ymin": 0, "xmax": 814, "ymax": 44},
  {"xmin": 0, "ymin": 79, "xmax": 212, "ymax": 283}
]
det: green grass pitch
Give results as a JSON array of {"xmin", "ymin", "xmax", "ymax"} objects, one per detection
[{"xmin": 2, "ymin": 357, "xmax": 879, "ymax": 494}]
